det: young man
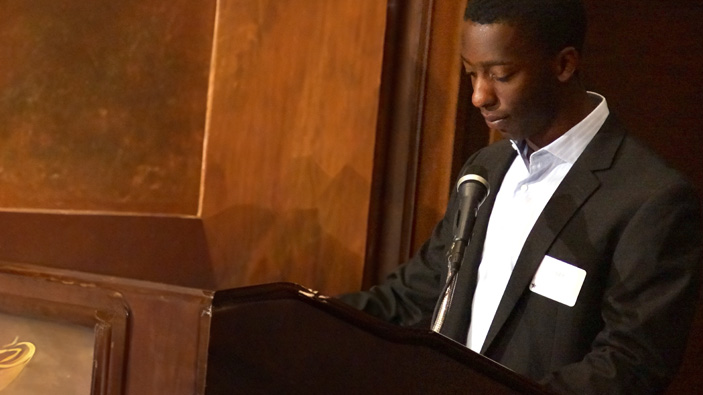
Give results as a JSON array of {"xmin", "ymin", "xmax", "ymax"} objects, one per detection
[{"xmin": 340, "ymin": 0, "xmax": 703, "ymax": 393}]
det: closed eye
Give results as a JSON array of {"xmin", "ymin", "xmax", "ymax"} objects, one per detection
[{"xmin": 491, "ymin": 72, "xmax": 514, "ymax": 82}]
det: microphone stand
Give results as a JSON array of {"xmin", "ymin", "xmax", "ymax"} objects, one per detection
[{"xmin": 431, "ymin": 239, "xmax": 465, "ymax": 333}]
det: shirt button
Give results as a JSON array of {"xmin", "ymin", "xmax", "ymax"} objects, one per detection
[{"xmin": 520, "ymin": 185, "xmax": 529, "ymax": 192}]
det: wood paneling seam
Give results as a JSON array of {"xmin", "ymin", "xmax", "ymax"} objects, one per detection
[{"xmin": 198, "ymin": 0, "xmax": 222, "ymax": 218}]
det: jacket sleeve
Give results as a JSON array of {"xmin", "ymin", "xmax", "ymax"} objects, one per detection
[
  {"xmin": 542, "ymin": 180, "xmax": 703, "ymax": 394},
  {"xmin": 337, "ymin": 191, "xmax": 457, "ymax": 327}
]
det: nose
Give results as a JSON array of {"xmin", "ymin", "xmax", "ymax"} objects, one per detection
[{"xmin": 471, "ymin": 77, "xmax": 496, "ymax": 109}]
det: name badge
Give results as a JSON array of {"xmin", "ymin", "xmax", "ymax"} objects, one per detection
[{"xmin": 529, "ymin": 255, "xmax": 586, "ymax": 307}]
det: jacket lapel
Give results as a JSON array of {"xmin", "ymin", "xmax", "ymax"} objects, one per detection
[{"xmin": 480, "ymin": 116, "xmax": 626, "ymax": 354}]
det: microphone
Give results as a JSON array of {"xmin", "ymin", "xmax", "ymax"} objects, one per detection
[
  {"xmin": 447, "ymin": 165, "xmax": 490, "ymax": 271},
  {"xmin": 432, "ymin": 165, "xmax": 489, "ymax": 333}
]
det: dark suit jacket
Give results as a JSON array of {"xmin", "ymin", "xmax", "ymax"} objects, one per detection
[{"xmin": 340, "ymin": 116, "xmax": 703, "ymax": 394}]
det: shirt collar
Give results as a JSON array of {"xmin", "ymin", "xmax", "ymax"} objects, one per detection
[{"xmin": 511, "ymin": 92, "xmax": 610, "ymax": 164}]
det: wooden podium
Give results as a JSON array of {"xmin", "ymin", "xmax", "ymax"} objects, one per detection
[
  {"xmin": 206, "ymin": 283, "xmax": 549, "ymax": 395},
  {"xmin": 0, "ymin": 250, "xmax": 548, "ymax": 394}
]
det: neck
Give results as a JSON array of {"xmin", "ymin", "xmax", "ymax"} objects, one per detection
[{"xmin": 527, "ymin": 88, "xmax": 595, "ymax": 149}]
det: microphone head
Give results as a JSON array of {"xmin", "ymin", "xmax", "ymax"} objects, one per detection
[
  {"xmin": 456, "ymin": 165, "xmax": 490, "ymax": 202},
  {"xmin": 449, "ymin": 164, "xmax": 490, "ymax": 256}
]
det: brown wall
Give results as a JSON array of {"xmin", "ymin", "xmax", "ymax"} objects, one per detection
[
  {"xmin": 0, "ymin": 1, "xmax": 387, "ymax": 296},
  {"xmin": 0, "ymin": 0, "xmax": 214, "ymax": 214},
  {"xmin": 201, "ymin": 0, "xmax": 387, "ymax": 293}
]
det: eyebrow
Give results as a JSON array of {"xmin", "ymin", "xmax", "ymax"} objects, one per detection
[{"xmin": 460, "ymin": 55, "xmax": 514, "ymax": 68}]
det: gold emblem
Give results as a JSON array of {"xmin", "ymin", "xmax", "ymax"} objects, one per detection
[{"xmin": 0, "ymin": 337, "xmax": 36, "ymax": 391}]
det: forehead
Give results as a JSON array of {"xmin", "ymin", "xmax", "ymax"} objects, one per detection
[{"xmin": 460, "ymin": 21, "xmax": 537, "ymax": 66}]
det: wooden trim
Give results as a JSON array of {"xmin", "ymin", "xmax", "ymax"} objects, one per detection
[
  {"xmin": 93, "ymin": 310, "xmax": 129, "ymax": 395},
  {"xmin": 364, "ymin": 0, "xmax": 468, "ymax": 286},
  {"xmin": 411, "ymin": 0, "xmax": 466, "ymax": 252},
  {"xmin": 363, "ymin": 0, "xmax": 434, "ymax": 288}
]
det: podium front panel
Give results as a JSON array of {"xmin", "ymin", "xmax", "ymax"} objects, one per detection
[{"xmin": 207, "ymin": 283, "xmax": 548, "ymax": 394}]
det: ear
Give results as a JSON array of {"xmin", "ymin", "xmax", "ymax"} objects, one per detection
[{"xmin": 554, "ymin": 47, "xmax": 580, "ymax": 83}]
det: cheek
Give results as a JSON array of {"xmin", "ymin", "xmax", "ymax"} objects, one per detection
[
  {"xmin": 496, "ymin": 85, "xmax": 529, "ymax": 116},
  {"xmin": 509, "ymin": 79, "xmax": 550, "ymax": 116},
  {"xmin": 494, "ymin": 74, "xmax": 533, "ymax": 111}
]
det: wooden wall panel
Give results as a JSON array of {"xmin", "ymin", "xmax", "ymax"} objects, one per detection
[
  {"xmin": 201, "ymin": 0, "xmax": 387, "ymax": 294},
  {"xmin": 0, "ymin": 211, "xmax": 214, "ymax": 288},
  {"xmin": 0, "ymin": 0, "xmax": 214, "ymax": 214}
]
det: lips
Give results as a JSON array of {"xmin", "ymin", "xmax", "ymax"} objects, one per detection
[{"xmin": 481, "ymin": 113, "xmax": 507, "ymax": 128}]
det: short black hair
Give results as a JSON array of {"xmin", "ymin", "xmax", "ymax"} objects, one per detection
[{"xmin": 464, "ymin": 0, "xmax": 587, "ymax": 55}]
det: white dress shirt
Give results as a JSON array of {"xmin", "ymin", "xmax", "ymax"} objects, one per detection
[{"xmin": 467, "ymin": 92, "xmax": 610, "ymax": 353}]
